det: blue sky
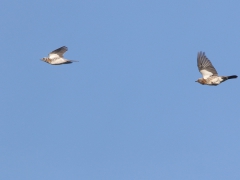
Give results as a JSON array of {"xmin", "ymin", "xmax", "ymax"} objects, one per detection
[{"xmin": 1, "ymin": 1, "xmax": 240, "ymax": 179}]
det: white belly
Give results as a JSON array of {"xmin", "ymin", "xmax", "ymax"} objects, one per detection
[
  {"xmin": 50, "ymin": 58, "xmax": 67, "ymax": 65},
  {"xmin": 209, "ymin": 77, "xmax": 223, "ymax": 85}
]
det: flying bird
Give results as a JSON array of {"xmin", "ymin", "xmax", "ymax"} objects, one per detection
[
  {"xmin": 41, "ymin": 46, "xmax": 78, "ymax": 65},
  {"xmin": 196, "ymin": 51, "xmax": 237, "ymax": 86}
]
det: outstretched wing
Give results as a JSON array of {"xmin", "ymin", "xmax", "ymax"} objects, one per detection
[
  {"xmin": 197, "ymin": 51, "xmax": 218, "ymax": 79},
  {"xmin": 48, "ymin": 46, "xmax": 68, "ymax": 59}
]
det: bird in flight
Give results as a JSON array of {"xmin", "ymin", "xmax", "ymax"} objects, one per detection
[
  {"xmin": 196, "ymin": 51, "xmax": 237, "ymax": 86},
  {"xmin": 41, "ymin": 46, "xmax": 78, "ymax": 65}
]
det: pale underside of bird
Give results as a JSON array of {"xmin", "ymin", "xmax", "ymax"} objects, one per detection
[
  {"xmin": 196, "ymin": 51, "xmax": 237, "ymax": 86},
  {"xmin": 41, "ymin": 46, "xmax": 78, "ymax": 65}
]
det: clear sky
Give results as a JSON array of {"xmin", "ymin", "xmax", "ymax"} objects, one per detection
[{"xmin": 1, "ymin": 1, "xmax": 240, "ymax": 179}]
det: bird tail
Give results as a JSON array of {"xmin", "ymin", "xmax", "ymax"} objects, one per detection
[
  {"xmin": 63, "ymin": 60, "xmax": 79, "ymax": 64},
  {"xmin": 227, "ymin": 75, "xmax": 238, "ymax": 79},
  {"xmin": 68, "ymin": 60, "xmax": 79, "ymax": 62}
]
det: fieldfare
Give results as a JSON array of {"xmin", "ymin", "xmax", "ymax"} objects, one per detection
[
  {"xmin": 196, "ymin": 51, "xmax": 237, "ymax": 86},
  {"xmin": 41, "ymin": 46, "xmax": 78, "ymax": 65}
]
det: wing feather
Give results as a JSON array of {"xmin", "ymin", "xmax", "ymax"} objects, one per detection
[
  {"xmin": 197, "ymin": 51, "xmax": 218, "ymax": 79},
  {"xmin": 48, "ymin": 46, "xmax": 68, "ymax": 59}
]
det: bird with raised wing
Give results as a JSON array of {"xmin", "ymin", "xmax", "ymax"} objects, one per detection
[
  {"xmin": 41, "ymin": 46, "xmax": 78, "ymax": 65},
  {"xmin": 196, "ymin": 51, "xmax": 237, "ymax": 86}
]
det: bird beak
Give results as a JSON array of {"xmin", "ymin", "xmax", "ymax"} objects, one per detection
[{"xmin": 195, "ymin": 80, "xmax": 197, "ymax": 82}]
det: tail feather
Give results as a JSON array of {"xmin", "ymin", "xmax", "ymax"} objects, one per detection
[
  {"xmin": 64, "ymin": 60, "xmax": 79, "ymax": 64},
  {"xmin": 69, "ymin": 60, "xmax": 79, "ymax": 62},
  {"xmin": 227, "ymin": 75, "xmax": 238, "ymax": 79}
]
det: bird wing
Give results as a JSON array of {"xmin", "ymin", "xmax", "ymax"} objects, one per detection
[
  {"xmin": 48, "ymin": 46, "xmax": 68, "ymax": 59},
  {"xmin": 197, "ymin": 51, "xmax": 218, "ymax": 79}
]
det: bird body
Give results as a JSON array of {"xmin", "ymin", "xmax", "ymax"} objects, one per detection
[
  {"xmin": 196, "ymin": 52, "xmax": 237, "ymax": 86},
  {"xmin": 196, "ymin": 75, "xmax": 237, "ymax": 86},
  {"xmin": 42, "ymin": 57, "xmax": 74, "ymax": 65},
  {"xmin": 41, "ymin": 46, "xmax": 78, "ymax": 65}
]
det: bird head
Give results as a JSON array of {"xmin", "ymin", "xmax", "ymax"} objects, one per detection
[
  {"xmin": 195, "ymin": 78, "xmax": 205, "ymax": 85},
  {"xmin": 41, "ymin": 57, "xmax": 48, "ymax": 62}
]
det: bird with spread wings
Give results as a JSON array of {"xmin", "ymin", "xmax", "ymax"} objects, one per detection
[
  {"xmin": 41, "ymin": 46, "xmax": 78, "ymax": 65},
  {"xmin": 196, "ymin": 51, "xmax": 237, "ymax": 86}
]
